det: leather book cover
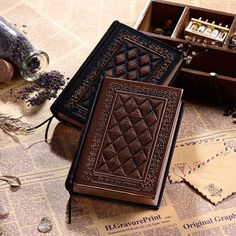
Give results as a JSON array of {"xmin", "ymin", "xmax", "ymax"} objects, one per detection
[
  {"xmin": 66, "ymin": 77, "xmax": 183, "ymax": 207},
  {"xmin": 51, "ymin": 21, "xmax": 183, "ymax": 127}
]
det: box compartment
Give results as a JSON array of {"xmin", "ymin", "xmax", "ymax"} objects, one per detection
[
  {"xmin": 135, "ymin": 0, "xmax": 236, "ymax": 104},
  {"xmin": 185, "ymin": 49, "xmax": 236, "ymax": 78},
  {"xmin": 174, "ymin": 69, "xmax": 236, "ymax": 104},
  {"xmin": 178, "ymin": 8, "xmax": 235, "ymax": 45},
  {"xmin": 138, "ymin": 1, "xmax": 185, "ymax": 37}
]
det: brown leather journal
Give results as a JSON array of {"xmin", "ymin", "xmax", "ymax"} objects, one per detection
[{"xmin": 66, "ymin": 77, "xmax": 184, "ymax": 207}]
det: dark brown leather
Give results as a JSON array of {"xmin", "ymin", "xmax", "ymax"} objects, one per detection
[
  {"xmin": 96, "ymin": 92, "xmax": 165, "ymax": 179},
  {"xmin": 103, "ymin": 40, "xmax": 163, "ymax": 81},
  {"xmin": 70, "ymin": 77, "xmax": 183, "ymax": 206}
]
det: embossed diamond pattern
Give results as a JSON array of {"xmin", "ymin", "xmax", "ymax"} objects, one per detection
[
  {"xmin": 103, "ymin": 41, "xmax": 163, "ymax": 82},
  {"xmin": 95, "ymin": 93, "xmax": 165, "ymax": 180},
  {"xmin": 72, "ymin": 40, "xmax": 164, "ymax": 113}
]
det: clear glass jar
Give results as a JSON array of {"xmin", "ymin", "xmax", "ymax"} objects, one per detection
[{"xmin": 0, "ymin": 16, "xmax": 49, "ymax": 81}]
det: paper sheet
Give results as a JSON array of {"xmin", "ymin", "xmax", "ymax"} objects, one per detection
[{"xmin": 1, "ymin": 102, "xmax": 236, "ymax": 236}]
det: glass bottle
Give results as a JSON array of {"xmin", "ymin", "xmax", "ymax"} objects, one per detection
[
  {"xmin": 211, "ymin": 23, "xmax": 222, "ymax": 38},
  {"xmin": 190, "ymin": 21, "xmax": 200, "ymax": 31},
  {"xmin": 190, "ymin": 17, "xmax": 202, "ymax": 31},
  {"xmin": 0, "ymin": 16, "xmax": 49, "ymax": 81},
  {"xmin": 218, "ymin": 24, "xmax": 228, "ymax": 39},
  {"xmin": 205, "ymin": 21, "xmax": 215, "ymax": 35},
  {"xmin": 198, "ymin": 19, "xmax": 208, "ymax": 33}
]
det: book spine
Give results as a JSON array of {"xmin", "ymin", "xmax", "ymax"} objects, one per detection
[
  {"xmin": 50, "ymin": 20, "xmax": 121, "ymax": 118},
  {"xmin": 65, "ymin": 76, "xmax": 105, "ymax": 194},
  {"xmin": 156, "ymin": 100, "xmax": 185, "ymax": 208}
]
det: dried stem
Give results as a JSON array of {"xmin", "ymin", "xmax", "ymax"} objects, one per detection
[{"xmin": 0, "ymin": 113, "xmax": 33, "ymax": 136}]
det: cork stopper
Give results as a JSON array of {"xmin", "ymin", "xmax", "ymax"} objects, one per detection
[{"xmin": 0, "ymin": 59, "xmax": 14, "ymax": 83}]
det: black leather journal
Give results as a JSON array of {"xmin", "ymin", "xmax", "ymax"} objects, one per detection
[{"xmin": 51, "ymin": 21, "xmax": 183, "ymax": 127}]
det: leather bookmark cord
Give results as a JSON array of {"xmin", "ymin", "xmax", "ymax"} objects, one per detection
[
  {"xmin": 0, "ymin": 175, "xmax": 21, "ymax": 188},
  {"xmin": 27, "ymin": 116, "xmax": 54, "ymax": 142},
  {"xmin": 68, "ymin": 196, "xmax": 72, "ymax": 224}
]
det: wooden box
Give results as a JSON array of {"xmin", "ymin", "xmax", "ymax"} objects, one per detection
[{"xmin": 135, "ymin": 0, "xmax": 236, "ymax": 104}]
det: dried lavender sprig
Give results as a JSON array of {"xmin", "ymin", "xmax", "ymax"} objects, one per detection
[{"xmin": 17, "ymin": 70, "xmax": 65, "ymax": 106}]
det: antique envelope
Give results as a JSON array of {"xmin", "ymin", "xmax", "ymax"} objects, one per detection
[
  {"xmin": 183, "ymin": 146, "xmax": 236, "ymax": 205},
  {"xmin": 169, "ymin": 139, "xmax": 225, "ymax": 182}
]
